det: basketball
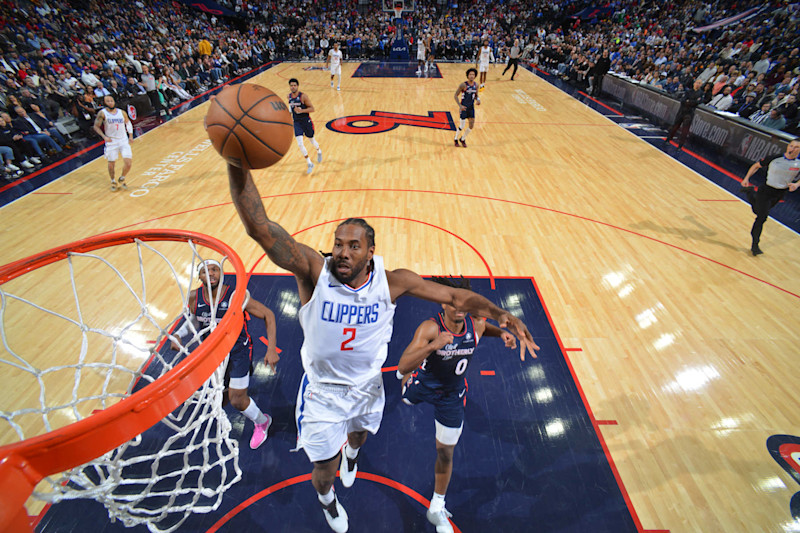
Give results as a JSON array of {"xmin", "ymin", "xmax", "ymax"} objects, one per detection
[{"xmin": 204, "ymin": 84, "xmax": 294, "ymax": 169}]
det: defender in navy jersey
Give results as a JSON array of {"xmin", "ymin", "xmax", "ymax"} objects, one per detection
[
  {"xmin": 739, "ymin": 138, "xmax": 800, "ymax": 255},
  {"xmin": 171, "ymin": 259, "xmax": 279, "ymax": 450},
  {"xmin": 453, "ymin": 68, "xmax": 480, "ymax": 147},
  {"xmin": 288, "ymin": 78, "xmax": 323, "ymax": 175},
  {"xmin": 226, "ymin": 161, "xmax": 540, "ymax": 533},
  {"xmin": 397, "ymin": 276, "xmax": 517, "ymax": 533}
]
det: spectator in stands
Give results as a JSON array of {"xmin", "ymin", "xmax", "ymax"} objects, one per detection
[
  {"xmin": 753, "ymin": 52, "xmax": 771, "ymax": 75},
  {"xmin": 73, "ymin": 90, "xmax": 100, "ymax": 135},
  {"xmin": 761, "ymin": 108, "xmax": 787, "ymax": 131},
  {"xmin": 9, "ymin": 109, "xmax": 62, "ymax": 159},
  {"xmin": 749, "ymin": 102, "xmax": 772, "ymax": 125},
  {"xmin": 14, "ymin": 105, "xmax": 68, "ymax": 149},
  {"xmin": 735, "ymin": 93, "xmax": 759, "ymax": 118},
  {"xmin": 709, "ymin": 85, "xmax": 734, "ymax": 112}
]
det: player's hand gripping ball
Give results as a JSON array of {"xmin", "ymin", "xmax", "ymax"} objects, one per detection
[{"xmin": 204, "ymin": 84, "xmax": 294, "ymax": 169}]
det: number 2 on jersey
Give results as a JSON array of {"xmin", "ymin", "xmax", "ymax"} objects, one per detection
[{"xmin": 341, "ymin": 327, "xmax": 356, "ymax": 351}]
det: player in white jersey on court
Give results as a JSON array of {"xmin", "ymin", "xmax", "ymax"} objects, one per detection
[
  {"xmin": 225, "ymin": 161, "xmax": 541, "ymax": 533},
  {"xmin": 92, "ymin": 95, "xmax": 133, "ymax": 192},
  {"xmin": 416, "ymin": 32, "xmax": 427, "ymax": 74},
  {"xmin": 326, "ymin": 42, "xmax": 343, "ymax": 91},
  {"xmin": 476, "ymin": 40, "xmax": 494, "ymax": 90}
]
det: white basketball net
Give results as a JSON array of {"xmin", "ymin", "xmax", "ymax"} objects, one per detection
[{"xmin": 0, "ymin": 238, "xmax": 242, "ymax": 533}]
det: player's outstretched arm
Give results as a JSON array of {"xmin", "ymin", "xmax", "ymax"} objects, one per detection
[
  {"xmin": 397, "ymin": 320, "xmax": 452, "ymax": 375},
  {"xmin": 388, "ymin": 269, "xmax": 540, "ymax": 360},
  {"xmin": 227, "ymin": 163, "xmax": 323, "ymax": 280},
  {"xmin": 246, "ymin": 298, "xmax": 279, "ymax": 371},
  {"xmin": 478, "ymin": 320, "xmax": 517, "ymax": 349}
]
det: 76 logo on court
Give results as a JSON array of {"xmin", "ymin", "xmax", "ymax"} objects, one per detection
[{"xmin": 326, "ymin": 111, "xmax": 455, "ymax": 135}]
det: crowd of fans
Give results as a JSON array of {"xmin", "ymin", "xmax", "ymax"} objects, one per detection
[{"xmin": 1, "ymin": 0, "xmax": 798, "ymax": 182}]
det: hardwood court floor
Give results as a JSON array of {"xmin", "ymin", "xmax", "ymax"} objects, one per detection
[{"xmin": 2, "ymin": 62, "xmax": 800, "ymax": 533}]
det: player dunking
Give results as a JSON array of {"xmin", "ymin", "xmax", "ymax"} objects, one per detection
[
  {"xmin": 476, "ymin": 40, "xmax": 494, "ymax": 90},
  {"xmin": 453, "ymin": 68, "xmax": 480, "ymax": 147},
  {"xmin": 93, "ymin": 95, "xmax": 133, "ymax": 192},
  {"xmin": 225, "ymin": 162, "xmax": 539, "ymax": 532},
  {"xmin": 171, "ymin": 260, "xmax": 279, "ymax": 449},
  {"xmin": 288, "ymin": 78, "xmax": 323, "ymax": 175},
  {"xmin": 397, "ymin": 277, "xmax": 519, "ymax": 533},
  {"xmin": 326, "ymin": 42, "xmax": 343, "ymax": 91}
]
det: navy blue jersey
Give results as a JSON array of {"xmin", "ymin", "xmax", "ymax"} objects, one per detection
[
  {"xmin": 415, "ymin": 313, "xmax": 478, "ymax": 391},
  {"xmin": 288, "ymin": 91, "xmax": 311, "ymax": 123},
  {"xmin": 460, "ymin": 81, "xmax": 478, "ymax": 108},
  {"xmin": 193, "ymin": 284, "xmax": 249, "ymax": 343}
]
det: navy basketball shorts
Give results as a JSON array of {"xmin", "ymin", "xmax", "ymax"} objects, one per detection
[
  {"xmin": 402, "ymin": 376, "xmax": 466, "ymax": 428},
  {"xmin": 459, "ymin": 106, "xmax": 475, "ymax": 120},
  {"xmin": 293, "ymin": 119, "xmax": 315, "ymax": 138},
  {"xmin": 226, "ymin": 337, "xmax": 253, "ymax": 389}
]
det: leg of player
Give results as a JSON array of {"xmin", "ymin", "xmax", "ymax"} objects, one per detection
[
  {"xmin": 339, "ymin": 429, "xmax": 367, "ymax": 488},
  {"xmin": 426, "ymin": 425, "xmax": 459, "ymax": 533},
  {"xmin": 228, "ymin": 385, "xmax": 272, "ymax": 449},
  {"xmin": 330, "ymin": 73, "xmax": 334, "ymax": 88},
  {"xmin": 296, "ymin": 135, "xmax": 314, "ymax": 174},
  {"xmin": 454, "ymin": 117, "xmax": 464, "ymax": 147},
  {"xmin": 336, "ymin": 73, "xmax": 340, "ymax": 91},
  {"xmin": 107, "ymin": 159, "xmax": 118, "ymax": 191},
  {"xmin": 309, "ymin": 135, "xmax": 323, "ymax": 163},
  {"xmin": 118, "ymin": 155, "xmax": 132, "ymax": 190},
  {"xmin": 314, "ymin": 455, "xmax": 349, "ymax": 532},
  {"xmin": 459, "ymin": 117, "xmax": 475, "ymax": 148}
]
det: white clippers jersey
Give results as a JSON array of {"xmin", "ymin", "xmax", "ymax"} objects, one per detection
[
  {"xmin": 479, "ymin": 46, "xmax": 494, "ymax": 64},
  {"xmin": 298, "ymin": 255, "xmax": 396, "ymax": 387},
  {"xmin": 329, "ymin": 49, "xmax": 343, "ymax": 67},
  {"xmin": 102, "ymin": 108, "xmax": 128, "ymax": 142}
]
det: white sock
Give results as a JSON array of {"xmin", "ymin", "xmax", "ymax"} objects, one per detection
[
  {"xmin": 318, "ymin": 487, "xmax": 335, "ymax": 505},
  {"xmin": 430, "ymin": 492, "xmax": 446, "ymax": 512},
  {"xmin": 242, "ymin": 397, "xmax": 267, "ymax": 424},
  {"xmin": 296, "ymin": 136, "xmax": 308, "ymax": 157},
  {"xmin": 461, "ymin": 127, "xmax": 471, "ymax": 140},
  {"xmin": 345, "ymin": 443, "xmax": 359, "ymax": 459}
]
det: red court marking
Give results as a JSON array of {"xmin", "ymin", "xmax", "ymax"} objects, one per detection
[
  {"xmin": 97, "ymin": 188, "xmax": 799, "ymax": 299},
  {"xmin": 565, "ymin": 348, "xmax": 583, "ymax": 352},
  {"xmin": 675, "ymin": 144, "xmax": 741, "ymax": 182},
  {"xmin": 578, "ymin": 91, "xmax": 624, "ymax": 116},
  {"xmin": 258, "ymin": 336, "xmax": 282, "ymax": 354},
  {"xmin": 205, "ymin": 471, "xmax": 462, "ymax": 533},
  {"xmin": 247, "ymin": 215, "xmax": 496, "ymax": 289},
  {"xmin": 479, "ymin": 370, "xmax": 495, "ymax": 376},
  {"xmin": 146, "ymin": 340, "xmax": 156, "ymax": 344},
  {"xmin": 0, "ymin": 142, "xmax": 102, "ymax": 194},
  {"xmin": 596, "ymin": 420, "xmax": 619, "ymax": 426},
  {"xmin": 531, "ymin": 64, "xmax": 550, "ymax": 76},
  {"xmin": 382, "ymin": 365, "xmax": 398, "ymax": 372},
  {"xmin": 530, "ymin": 276, "xmax": 657, "ymax": 533},
  {"xmin": 31, "ymin": 192, "xmax": 73, "ymax": 195}
]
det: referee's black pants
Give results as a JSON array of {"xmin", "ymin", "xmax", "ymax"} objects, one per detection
[
  {"xmin": 747, "ymin": 184, "xmax": 786, "ymax": 246},
  {"xmin": 503, "ymin": 57, "xmax": 519, "ymax": 79}
]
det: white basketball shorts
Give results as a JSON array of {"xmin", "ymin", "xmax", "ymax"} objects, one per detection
[
  {"xmin": 104, "ymin": 140, "xmax": 132, "ymax": 161},
  {"xmin": 294, "ymin": 373, "xmax": 385, "ymax": 463},
  {"xmin": 478, "ymin": 61, "xmax": 489, "ymax": 73},
  {"xmin": 417, "ymin": 48, "xmax": 426, "ymax": 61},
  {"xmin": 330, "ymin": 64, "xmax": 341, "ymax": 76}
]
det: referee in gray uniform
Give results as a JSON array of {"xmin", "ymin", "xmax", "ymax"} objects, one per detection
[
  {"xmin": 502, "ymin": 39, "xmax": 521, "ymax": 81},
  {"xmin": 740, "ymin": 138, "xmax": 800, "ymax": 255}
]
